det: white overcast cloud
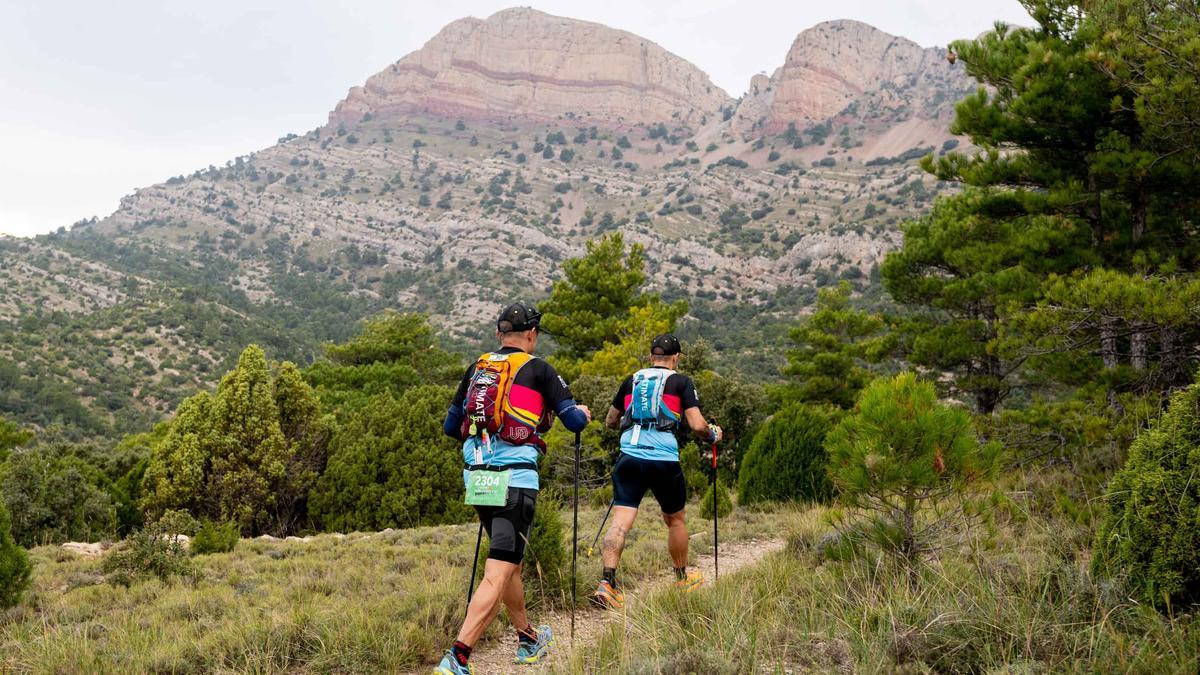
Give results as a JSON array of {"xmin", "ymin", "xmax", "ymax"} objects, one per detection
[{"xmin": 0, "ymin": 0, "xmax": 1032, "ymax": 237}]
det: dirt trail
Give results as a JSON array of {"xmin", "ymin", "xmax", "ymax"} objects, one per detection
[{"xmin": 460, "ymin": 537, "xmax": 786, "ymax": 675}]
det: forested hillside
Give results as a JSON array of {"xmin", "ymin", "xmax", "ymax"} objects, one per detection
[
  {"xmin": 0, "ymin": 12, "xmax": 972, "ymax": 438},
  {"xmin": 2, "ymin": 2, "xmax": 1200, "ymax": 672}
]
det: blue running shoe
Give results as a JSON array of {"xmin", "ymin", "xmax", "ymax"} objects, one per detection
[
  {"xmin": 433, "ymin": 650, "xmax": 473, "ymax": 675},
  {"xmin": 513, "ymin": 624, "xmax": 554, "ymax": 664}
]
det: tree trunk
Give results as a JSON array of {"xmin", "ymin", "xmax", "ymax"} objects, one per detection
[
  {"xmin": 1131, "ymin": 323, "xmax": 1148, "ymax": 372},
  {"xmin": 1100, "ymin": 317, "xmax": 1120, "ymax": 369},
  {"xmin": 1161, "ymin": 327, "xmax": 1178, "ymax": 383},
  {"xmin": 1131, "ymin": 186, "xmax": 1147, "ymax": 243},
  {"xmin": 1101, "ymin": 317, "xmax": 1121, "ymax": 410},
  {"xmin": 975, "ymin": 310, "xmax": 1003, "ymax": 414}
]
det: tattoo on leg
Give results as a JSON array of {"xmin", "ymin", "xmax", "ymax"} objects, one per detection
[{"xmin": 602, "ymin": 525, "xmax": 628, "ymax": 556}]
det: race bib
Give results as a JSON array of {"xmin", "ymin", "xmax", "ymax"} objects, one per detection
[{"xmin": 464, "ymin": 469, "xmax": 511, "ymax": 506}]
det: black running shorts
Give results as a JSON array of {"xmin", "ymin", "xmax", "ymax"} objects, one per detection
[
  {"xmin": 474, "ymin": 487, "xmax": 538, "ymax": 564},
  {"xmin": 612, "ymin": 452, "xmax": 687, "ymax": 515}
]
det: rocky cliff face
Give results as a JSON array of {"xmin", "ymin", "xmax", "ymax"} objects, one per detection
[
  {"xmin": 7, "ymin": 10, "xmax": 983, "ymax": 434},
  {"xmin": 329, "ymin": 7, "xmax": 731, "ymax": 129},
  {"xmin": 737, "ymin": 20, "xmax": 975, "ymax": 134}
]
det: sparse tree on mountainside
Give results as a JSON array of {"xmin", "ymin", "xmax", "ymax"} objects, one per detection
[{"xmin": 541, "ymin": 233, "xmax": 686, "ymax": 369}]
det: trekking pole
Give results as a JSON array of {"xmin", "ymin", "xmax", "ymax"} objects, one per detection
[
  {"xmin": 571, "ymin": 431, "xmax": 581, "ymax": 644},
  {"xmin": 587, "ymin": 499, "xmax": 615, "ymax": 557},
  {"xmin": 711, "ymin": 439, "xmax": 719, "ymax": 581},
  {"xmin": 466, "ymin": 520, "xmax": 484, "ymax": 612}
]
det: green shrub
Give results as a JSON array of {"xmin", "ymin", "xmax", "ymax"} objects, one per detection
[
  {"xmin": 700, "ymin": 478, "xmax": 733, "ymax": 520},
  {"xmin": 825, "ymin": 372, "xmax": 998, "ymax": 563},
  {"xmin": 678, "ymin": 444, "xmax": 709, "ymax": 500},
  {"xmin": 1, "ymin": 443, "xmax": 117, "ymax": 547},
  {"xmin": 153, "ymin": 509, "xmax": 199, "ymax": 536},
  {"xmin": 589, "ymin": 484, "xmax": 613, "ymax": 508},
  {"xmin": 0, "ymin": 499, "xmax": 31, "ymax": 608},
  {"xmin": 141, "ymin": 346, "xmax": 332, "ymax": 536},
  {"xmin": 523, "ymin": 492, "xmax": 569, "ymax": 602},
  {"xmin": 309, "ymin": 385, "xmax": 471, "ymax": 532},
  {"xmin": 739, "ymin": 404, "xmax": 837, "ymax": 505},
  {"xmin": 103, "ymin": 522, "xmax": 195, "ymax": 587},
  {"xmin": 1093, "ymin": 378, "xmax": 1200, "ymax": 609},
  {"xmin": 192, "ymin": 520, "xmax": 240, "ymax": 555}
]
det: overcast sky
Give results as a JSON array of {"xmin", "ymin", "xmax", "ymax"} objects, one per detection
[{"xmin": 0, "ymin": 0, "xmax": 1032, "ymax": 237}]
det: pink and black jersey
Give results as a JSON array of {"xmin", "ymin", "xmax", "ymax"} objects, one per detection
[
  {"xmin": 451, "ymin": 346, "xmax": 574, "ymax": 490},
  {"xmin": 611, "ymin": 367, "xmax": 701, "ymax": 462}
]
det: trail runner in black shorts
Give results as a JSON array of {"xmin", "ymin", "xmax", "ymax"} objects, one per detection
[{"xmin": 592, "ymin": 334, "xmax": 722, "ymax": 609}]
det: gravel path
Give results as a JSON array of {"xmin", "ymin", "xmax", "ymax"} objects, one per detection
[{"xmin": 457, "ymin": 537, "xmax": 787, "ymax": 675}]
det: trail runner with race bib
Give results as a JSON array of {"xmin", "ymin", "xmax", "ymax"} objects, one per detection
[
  {"xmin": 433, "ymin": 303, "xmax": 591, "ymax": 675},
  {"xmin": 592, "ymin": 334, "xmax": 722, "ymax": 610}
]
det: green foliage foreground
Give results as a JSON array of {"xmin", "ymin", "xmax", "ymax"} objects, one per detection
[
  {"xmin": 568, "ymin": 501, "xmax": 1199, "ymax": 674},
  {"xmin": 739, "ymin": 403, "xmax": 837, "ymax": 506},
  {"xmin": 0, "ymin": 500, "xmax": 31, "ymax": 609},
  {"xmin": 1093, "ymin": 373, "xmax": 1200, "ymax": 609},
  {"xmin": 826, "ymin": 373, "xmax": 1000, "ymax": 562}
]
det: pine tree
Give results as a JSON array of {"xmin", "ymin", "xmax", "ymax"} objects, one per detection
[
  {"xmin": 882, "ymin": 190, "xmax": 1084, "ymax": 413},
  {"xmin": 0, "ymin": 417, "xmax": 32, "ymax": 462},
  {"xmin": 206, "ymin": 345, "xmax": 290, "ymax": 532},
  {"xmin": 739, "ymin": 404, "xmax": 837, "ymax": 505},
  {"xmin": 1, "ymin": 442, "xmax": 118, "ymax": 547},
  {"xmin": 141, "ymin": 393, "xmax": 213, "ymax": 520},
  {"xmin": 1090, "ymin": 1, "xmax": 1200, "ymax": 170},
  {"xmin": 888, "ymin": 1, "xmax": 1200, "ymax": 414},
  {"xmin": 305, "ymin": 312, "xmax": 461, "ymax": 418},
  {"xmin": 781, "ymin": 281, "xmax": 892, "ymax": 410},
  {"xmin": 271, "ymin": 362, "xmax": 332, "ymax": 534},
  {"xmin": 310, "ymin": 385, "xmax": 471, "ymax": 532},
  {"xmin": 700, "ymin": 477, "xmax": 733, "ymax": 520},
  {"xmin": 540, "ymin": 233, "xmax": 686, "ymax": 366},
  {"xmin": 825, "ymin": 373, "xmax": 999, "ymax": 563}
]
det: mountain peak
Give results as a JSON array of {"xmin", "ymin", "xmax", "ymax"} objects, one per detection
[
  {"xmin": 329, "ymin": 7, "xmax": 731, "ymax": 128},
  {"xmin": 739, "ymin": 19, "xmax": 972, "ymax": 133}
]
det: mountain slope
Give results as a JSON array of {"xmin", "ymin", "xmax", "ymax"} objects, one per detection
[{"xmin": 3, "ymin": 12, "xmax": 977, "ymax": 437}]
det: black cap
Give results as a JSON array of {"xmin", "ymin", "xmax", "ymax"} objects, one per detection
[
  {"xmin": 497, "ymin": 302, "xmax": 543, "ymax": 333},
  {"xmin": 650, "ymin": 334, "xmax": 682, "ymax": 356}
]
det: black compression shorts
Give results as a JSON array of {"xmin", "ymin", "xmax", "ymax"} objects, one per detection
[
  {"xmin": 612, "ymin": 453, "xmax": 687, "ymax": 515},
  {"xmin": 474, "ymin": 487, "xmax": 538, "ymax": 564}
]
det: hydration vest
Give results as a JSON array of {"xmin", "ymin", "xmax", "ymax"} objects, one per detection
[
  {"xmin": 459, "ymin": 351, "xmax": 551, "ymax": 451},
  {"xmin": 620, "ymin": 368, "xmax": 681, "ymax": 446}
]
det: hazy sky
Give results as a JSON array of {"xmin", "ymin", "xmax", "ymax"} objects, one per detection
[{"xmin": 0, "ymin": 0, "xmax": 1032, "ymax": 237}]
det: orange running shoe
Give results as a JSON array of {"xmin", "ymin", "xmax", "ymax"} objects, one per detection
[
  {"xmin": 591, "ymin": 579, "xmax": 625, "ymax": 609},
  {"xmin": 674, "ymin": 570, "xmax": 704, "ymax": 592}
]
